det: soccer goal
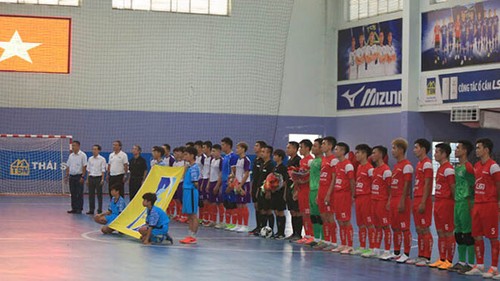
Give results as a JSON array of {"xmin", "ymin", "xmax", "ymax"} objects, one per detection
[{"xmin": 0, "ymin": 134, "xmax": 72, "ymax": 195}]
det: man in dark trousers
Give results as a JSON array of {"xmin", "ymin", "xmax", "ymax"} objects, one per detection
[
  {"xmin": 286, "ymin": 141, "xmax": 302, "ymax": 241},
  {"xmin": 128, "ymin": 145, "xmax": 148, "ymax": 201}
]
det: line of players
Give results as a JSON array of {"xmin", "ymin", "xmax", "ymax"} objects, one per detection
[
  {"xmin": 434, "ymin": 9, "xmax": 499, "ymax": 66},
  {"xmin": 165, "ymin": 136, "xmax": 499, "ymax": 279},
  {"xmin": 348, "ymin": 30, "xmax": 397, "ymax": 80}
]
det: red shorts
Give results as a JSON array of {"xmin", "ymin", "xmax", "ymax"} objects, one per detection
[
  {"xmin": 355, "ymin": 194, "xmax": 372, "ymax": 226},
  {"xmin": 298, "ymin": 186, "xmax": 310, "ymax": 214},
  {"xmin": 412, "ymin": 196, "xmax": 433, "ymax": 228},
  {"xmin": 434, "ymin": 199, "xmax": 454, "ymax": 232},
  {"xmin": 317, "ymin": 186, "xmax": 334, "ymax": 214},
  {"xmin": 372, "ymin": 200, "xmax": 391, "ymax": 227},
  {"xmin": 334, "ymin": 191, "xmax": 352, "ymax": 222},
  {"xmin": 472, "ymin": 202, "xmax": 499, "ymax": 239},
  {"xmin": 390, "ymin": 196, "xmax": 411, "ymax": 230}
]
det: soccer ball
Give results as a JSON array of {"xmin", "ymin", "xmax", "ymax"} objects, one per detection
[{"xmin": 260, "ymin": 226, "xmax": 273, "ymax": 238}]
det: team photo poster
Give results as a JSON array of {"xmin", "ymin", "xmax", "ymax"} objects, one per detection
[
  {"xmin": 337, "ymin": 18, "xmax": 402, "ymax": 81},
  {"xmin": 422, "ymin": 0, "xmax": 500, "ymax": 71}
]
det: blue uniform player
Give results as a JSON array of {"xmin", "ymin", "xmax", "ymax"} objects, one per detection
[
  {"xmin": 476, "ymin": 12, "xmax": 483, "ymax": 52},
  {"xmin": 487, "ymin": 10, "xmax": 493, "ymax": 56},
  {"xmin": 448, "ymin": 17, "xmax": 454, "ymax": 54},
  {"xmin": 460, "ymin": 12, "xmax": 467, "ymax": 64},
  {"xmin": 94, "ymin": 184, "xmax": 127, "ymax": 234},
  {"xmin": 220, "ymin": 137, "xmax": 239, "ymax": 229},
  {"xmin": 139, "ymin": 192, "xmax": 172, "ymax": 245},
  {"xmin": 466, "ymin": 13, "xmax": 474, "ymax": 61},
  {"xmin": 441, "ymin": 20, "xmax": 448, "ymax": 64},
  {"xmin": 493, "ymin": 10, "xmax": 498, "ymax": 50},
  {"xmin": 179, "ymin": 146, "xmax": 201, "ymax": 244}
]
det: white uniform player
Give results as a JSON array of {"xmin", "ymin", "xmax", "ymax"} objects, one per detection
[
  {"xmin": 356, "ymin": 34, "xmax": 367, "ymax": 79},
  {"xmin": 348, "ymin": 37, "xmax": 358, "ymax": 80}
]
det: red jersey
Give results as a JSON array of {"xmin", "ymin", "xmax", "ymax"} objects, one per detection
[
  {"xmin": 319, "ymin": 154, "xmax": 338, "ymax": 189},
  {"xmin": 434, "ymin": 25, "xmax": 441, "ymax": 41},
  {"xmin": 391, "ymin": 159, "xmax": 413, "ymax": 198},
  {"xmin": 355, "ymin": 162, "xmax": 374, "ymax": 196},
  {"xmin": 334, "ymin": 159, "xmax": 355, "ymax": 192},
  {"xmin": 474, "ymin": 159, "xmax": 500, "ymax": 203},
  {"xmin": 435, "ymin": 161, "xmax": 455, "ymax": 200},
  {"xmin": 455, "ymin": 21, "xmax": 461, "ymax": 37},
  {"xmin": 298, "ymin": 154, "xmax": 314, "ymax": 188},
  {"xmin": 371, "ymin": 164, "xmax": 392, "ymax": 201},
  {"xmin": 414, "ymin": 157, "xmax": 433, "ymax": 197}
]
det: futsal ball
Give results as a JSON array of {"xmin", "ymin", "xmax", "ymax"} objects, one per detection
[{"xmin": 260, "ymin": 226, "xmax": 273, "ymax": 238}]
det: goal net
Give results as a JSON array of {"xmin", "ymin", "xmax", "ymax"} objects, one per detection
[{"xmin": 0, "ymin": 134, "xmax": 72, "ymax": 195}]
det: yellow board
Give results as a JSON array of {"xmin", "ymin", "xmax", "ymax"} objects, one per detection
[{"xmin": 109, "ymin": 165, "xmax": 184, "ymax": 239}]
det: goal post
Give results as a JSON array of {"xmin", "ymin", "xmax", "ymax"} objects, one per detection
[{"xmin": 0, "ymin": 134, "xmax": 72, "ymax": 195}]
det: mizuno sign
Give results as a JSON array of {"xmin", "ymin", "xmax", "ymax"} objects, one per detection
[{"xmin": 337, "ymin": 79, "xmax": 402, "ymax": 110}]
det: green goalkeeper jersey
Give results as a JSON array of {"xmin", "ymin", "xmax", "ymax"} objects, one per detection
[
  {"xmin": 454, "ymin": 162, "xmax": 475, "ymax": 201},
  {"xmin": 309, "ymin": 157, "xmax": 322, "ymax": 191}
]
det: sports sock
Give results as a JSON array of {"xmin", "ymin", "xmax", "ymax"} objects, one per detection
[
  {"xmin": 467, "ymin": 245, "xmax": 475, "ymax": 264},
  {"xmin": 368, "ymin": 227, "xmax": 376, "ymax": 249},
  {"xmin": 323, "ymin": 221, "xmax": 330, "ymax": 242},
  {"xmin": 447, "ymin": 235, "xmax": 456, "ymax": 262},
  {"xmin": 346, "ymin": 225, "xmax": 353, "ymax": 247},
  {"xmin": 359, "ymin": 227, "xmax": 367, "ymax": 249},
  {"xmin": 375, "ymin": 228, "xmax": 382, "ymax": 249},
  {"xmin": 296, "ymin": 216, "xmax": 304, "ymax": 238},
  {"xmin": 242, "ymin": 206, "xmax": 249, "ymax": 226},
  {"xmin": 475, "ymin": 239, "xmax": 485, "ymax": 265},
  {"xmin": 383, "ymin": 228, "xmax": 392, "ymax": 251},
  {"xmin": 458, "ymin": 244, "xmax": 467, "ymax": 263},
  {"xmin": 313, "ymin": 222, "xmax": 323, "ymax": 240},
  {"xmin": 492, "ymin": 240, "xmax": 499, "ymax": 267},
  {"xmin": 393, "ymin": 230, "xmax": 402, "ymax": 253},
  {"xmin": 403, "ymin": 230, "xmax": 411, "ymax": 256},
  {"xmin": 267, "ymin": 214, "xmax": 275, "ymax": 232},
  {"xmin": 329, "ymin": 221, "xmax": 337, "ymax": 244},
  {"xmin": 424, "ymin": 232, "xmax": 433, "ymax": 259},
  {"xmin": 303, "ymin": 215, "xmax": 313, "ymax": 237},
  {"xmin": 277, "ymin": 215, "xmax": 286, "ymax": 236},
  {"xmin": 340, "ymin": 225, "xmax": 346, "ymax": 246},
  {"xmin": 438, "ymin": 237, "xmax": 446, "ymax": 260},
  {"xmin": 218, "ymin": 204, "xmax": 225, "ymax": 223}
]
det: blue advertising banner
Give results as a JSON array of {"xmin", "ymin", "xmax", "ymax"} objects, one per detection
[
  {"xmin": 0, "ymin": 150, "xmax": 66, "ymax": 180},
  {"xmin": 421, "ymin": 0, "xmax": 500, "ymax": 71},
  {"xmin": 337, "ymin": 79, "xmax": 402, "ymax": 110},
  {"xmin": 338, "ymin": 18, "xmax": 402, "ymax": 81}
]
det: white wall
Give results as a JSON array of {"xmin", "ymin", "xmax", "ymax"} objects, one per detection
[
  {"xmin": 0, "ymin": 0, "xmax": 295, "ymax": 116},
  {"xmin": 279, "ymin": 0, "xmax": 327, "ymax": 117}
]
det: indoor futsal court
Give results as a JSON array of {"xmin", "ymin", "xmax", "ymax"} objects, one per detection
[{"xmin": 1, "ymin": 0, "xmax": 500, "ymax": 281}]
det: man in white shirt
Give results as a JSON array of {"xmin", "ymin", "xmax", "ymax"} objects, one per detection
[
  {"xmin": 385, "ymin": 31, "xmax": 397, "ymax": 76},
  {"xmin": 107, "ymin": 140, "xmax": 129, "ymax": 198},
  {"xmin": 86, "ymin": 144, "xmax": 106, "ymax": 215},
  {"xmin": 348, "ymin": 36, "xmax": 358, "ymax": 80},
  {"xmin": 65, "ymin": 141, "xmax": 87, "ymax": 214},
  {"xmin": 355, "ymin": 34, "xmax": 367, "ymax": 79}
]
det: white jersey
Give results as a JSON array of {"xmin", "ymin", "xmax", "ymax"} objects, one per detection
[
  {"xmin": 384, "ymin": 44, "xmax": 397, "ymax": 75},
  {"xmin": 209, "ymin": 158, "xmax": 222, "ymax": 182},
  {"xmin": 173, "ymin": 160, "xmax": 186, "ymax": 182},
  {"xmin": 355, "ymin": 46, "xmax": 367, "ymax": 78},
  {"xmin": 195, "ymin": 154, "xmax": 206, "ymax": 180},
  {"xmin": 365, "ymin": 44, "xmax": 377, "ymax": 77},
  {"xmin": 201, "ymin": 156, "xmax": 211, "ymax": 179},
  {"xmin": 374, "ymin": 44, "xmax": 385, "ymax": 75},
  {"xmin": 348, "ymin": 49, "xmax": 357, "ymax": 80},
  {"xmin": 235, "ymin": 156, "xmax": 251, "ymax": 183}
]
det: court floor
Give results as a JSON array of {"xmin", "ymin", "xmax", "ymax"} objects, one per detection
[{"xmin": 0, "ymin": 196, "xmax": 485, "ymax": 281}]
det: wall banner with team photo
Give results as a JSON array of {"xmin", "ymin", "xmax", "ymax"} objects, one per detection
[
  {"xmin": 421, "ymin": 0, "xmax": 500, "ymax": 72},
  {"xmin": 420, "ymin": 68, "xmax": 500, "ymax": 105},
  {"xmin": 337, "ymin": 18, "xmax": 402, "ymax": 81}
]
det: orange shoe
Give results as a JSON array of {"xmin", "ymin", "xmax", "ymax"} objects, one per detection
[
  {"xmin": 180, "ymin": 236, "xmax": 197, "ymax": 244},
  {"xmin": 429, "ymin": 259, "xmax": 444, "ymax": 268},
  {"xmin": 296, "ymin": 238, "xmax": 307, "ymax": 244},
  {"xmin": 302, "ymin": 237, "xmax": 315, "ymax": 245}
]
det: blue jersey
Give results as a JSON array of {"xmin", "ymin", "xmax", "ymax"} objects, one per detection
[
  {"xmin": 108, "ymin": 196, "xmax": 126, "ymax": 215},
  {"xmin": 441, "ymin": 25, "xmax": 448, "ymax": 45},
  {"xmin": 146, "ymin": 206, "xmax": 170, "ymax": 229},
  {"xmin": 487, "ymin": 17, "xmax": 493, "ymax": 36},
  {"xmin": 151, "ymin": 158, "xmax": 168, "ymax": 167},
  {"xmin": 494, "ymin": 16, "xmax": 499, "ymax": 34},
  {"xmin": 221, "ymin": 152, "xmax": 238, "ymax": 182},
  {"xmin": 448, "ymin": 22, "xmax": 454, "ymax": 40},
  {"xmin": 183, "ymin": 163, "xmax": 200, "ymax": 190}
]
